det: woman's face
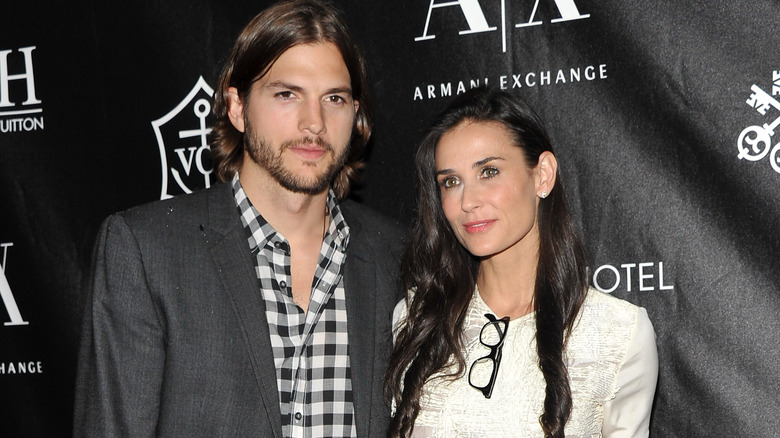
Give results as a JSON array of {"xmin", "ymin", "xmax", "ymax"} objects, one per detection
[{"xmin": 434, "ymin": 120, "xmax": 544, "ymax": 262}]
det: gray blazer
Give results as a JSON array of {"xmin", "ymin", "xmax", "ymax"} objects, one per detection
[{"xmin": 73, "ymin": 182, "xmax": 404, "ymax": 437}]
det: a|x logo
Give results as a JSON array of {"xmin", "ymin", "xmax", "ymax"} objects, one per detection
[{"xmin": 1, "ymin": 242, "xmax": 29, "ymax": 326}]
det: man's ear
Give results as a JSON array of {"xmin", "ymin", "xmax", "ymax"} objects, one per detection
[
  {"xmin": 535, "ymin": 151, "xmax": 558, "ymax": 197},
  {"xmin": 226, "ymin": 87, "xmax": 245, "ymax": 133},
  {"xmin": 353, "ymin": 99, "xmax": 360, "ymax": 114}
]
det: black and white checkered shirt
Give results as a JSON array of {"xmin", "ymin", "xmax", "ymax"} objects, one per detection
[{"xmin": 233, "ymin": 177, "xmax": 356, "ymax": 438}]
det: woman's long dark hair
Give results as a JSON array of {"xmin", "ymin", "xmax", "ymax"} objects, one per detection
[{"xmin": 384, "ymin": 87, "xmax": 589, "ymax": 438}]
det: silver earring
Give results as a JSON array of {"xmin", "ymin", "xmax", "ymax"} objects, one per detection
[{"xmin": 540, "ymin": 191, "xmax": 547, "ymax": 199}]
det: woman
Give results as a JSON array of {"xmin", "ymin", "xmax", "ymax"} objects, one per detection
[{"xmin": 385, "ymin": 87, "xmax": 658, "ymax": 437}]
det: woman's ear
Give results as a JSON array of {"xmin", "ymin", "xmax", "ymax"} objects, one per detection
[
  {"xmin": 226, "ymin": 87, "xmax": 245, "ymax": 133},
  {"xmin": 535, "ymin": 151, "xmax": 558, "ymax": 198}
]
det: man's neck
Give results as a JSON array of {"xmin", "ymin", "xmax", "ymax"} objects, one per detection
[{"xmin": 238, "ymin": 167, "xmax": 330, "ymax": 242}]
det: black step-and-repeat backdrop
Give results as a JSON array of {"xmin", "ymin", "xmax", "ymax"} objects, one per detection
[{"xmin": 2, "ymin": 1, "xmax": 778, "ymax": 436}]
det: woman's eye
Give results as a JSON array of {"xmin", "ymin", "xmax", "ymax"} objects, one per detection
[
  {"xmin": 439, "ymin": 177, "xmax": 459, "ymax": 189},
  {"xmin": 481, "ymin": 167, "xmax": 499, "ymax": 178}
]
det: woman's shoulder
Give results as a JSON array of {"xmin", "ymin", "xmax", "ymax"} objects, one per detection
[
  {"xmin": 392, "ymin": 291, "xmax": 414, "ymax": 342},
  {"xmin": 581, "ymin": 287, "xmax": 644, "ymax": 318},
  {"xmin": 572, "ymin": 287, "xmax": 652, "ymax": 344},
  {"xmin": 393, "ymin": 296, "xmax": 408, "ymax": 326}
]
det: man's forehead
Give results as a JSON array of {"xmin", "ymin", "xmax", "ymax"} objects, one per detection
[{"xmin": 257, "ymin": 43, "xmax": 352, "ymax": 89}]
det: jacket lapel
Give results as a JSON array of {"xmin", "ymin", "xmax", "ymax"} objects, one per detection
[
  {"xmin": 341, "ymin": 207, "xmax": 379, "ymax": 437},
  {"xmin": 205, "ymin": 184, "xmax": 283, "ymax": 437}
]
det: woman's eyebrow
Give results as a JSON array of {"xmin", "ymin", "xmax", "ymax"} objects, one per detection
[
  {"xmin": 473, "ymin": 156, "xmax": 504, "ymax": 168},
  {"xmin": 435, "ymin": 156, "xmax": 505, "ymax": 176}
]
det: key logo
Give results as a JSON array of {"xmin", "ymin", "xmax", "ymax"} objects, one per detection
[{"xmin": 738, "ymin": 70, "xmax": 780, "ymax": 173}]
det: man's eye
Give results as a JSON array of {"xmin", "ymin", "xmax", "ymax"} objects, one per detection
[
  {"xmin": 276, "ymin": 91, "xmax": 295, "ymax": 100},
  {"xmin": 326, "ymin": 95, "xmax": 347, "ymax": 105}
]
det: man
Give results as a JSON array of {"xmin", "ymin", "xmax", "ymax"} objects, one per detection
[{"xmin": 73, "ymin": 1, "xmax": 404, "ymax": 436}]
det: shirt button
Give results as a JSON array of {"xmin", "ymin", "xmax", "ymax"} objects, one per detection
[
  {"xmin": 294, "ymin": 412, "xmax": 302, "ymax": 421},
  {"xmin": 274, "ymin": 242, "xmax": 282, "ymax": 249},
  {"xmin": 279, "ymin": 280, "xmax": 287, "ymax": 288}
]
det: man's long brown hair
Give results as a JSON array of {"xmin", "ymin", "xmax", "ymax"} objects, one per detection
[{"xmin": 210, "ymin": 0, "xmax": 371, "ymax": 200}]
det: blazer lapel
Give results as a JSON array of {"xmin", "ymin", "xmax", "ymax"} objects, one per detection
[
  {"xmin": 341, "ymin": 210, "xmax": 378, "ymax": 437},
  {"xmin": 205, "ymin": 184, "xmax": 283, "ymax": 437}
]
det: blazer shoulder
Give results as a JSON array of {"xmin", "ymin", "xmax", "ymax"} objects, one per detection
[
  {"xmin": 339, "ymin": 199, "xmax": 407, "ymax": 244},
  {"xmin": 113, "ymin": 182, "xmax": 232, "ymax": 229}
]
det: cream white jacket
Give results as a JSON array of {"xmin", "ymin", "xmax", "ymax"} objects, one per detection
[{"xmin": 393, "ymin": 287, "xmax": 658, "ymax": 438}]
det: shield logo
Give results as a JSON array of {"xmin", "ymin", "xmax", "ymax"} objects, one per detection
[{"xmin": 152, "ymin": 76, "xmax": 215, "ymax": 200}]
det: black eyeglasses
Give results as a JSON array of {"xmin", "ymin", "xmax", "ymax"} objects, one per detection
[{"xmin": 468, "ymin": 313, "xmax": 510, "ymax": 399}]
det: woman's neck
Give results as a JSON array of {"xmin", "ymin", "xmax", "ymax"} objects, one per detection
[{"xmin": 476, "ymin": 252, "xmax": 538, "ymax": 319}]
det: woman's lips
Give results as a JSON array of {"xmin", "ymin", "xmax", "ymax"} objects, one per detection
[{"xmin": 463, "ymin": 219, "xmax": 496, "ymax": 234}]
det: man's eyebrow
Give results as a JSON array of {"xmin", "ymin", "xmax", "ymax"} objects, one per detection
[
  {"xmin": 264, "ymin": 81, "xmax": 304, "ymax": 93},
  {"xmin": 264, "ymin": 81, "xmax": 352, "ymax": 96},
  {"xmin": 326, "ymin": 86, "xmax": 353, "ymax": 96}
]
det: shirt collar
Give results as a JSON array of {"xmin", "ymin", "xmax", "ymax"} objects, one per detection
[{"xmin": 231, "ymin": 174, "xmax": 350, "ymax": 252}]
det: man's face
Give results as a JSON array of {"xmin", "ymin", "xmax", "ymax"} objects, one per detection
[{"xmin": 229, "ymin": 42, "xmax": 358, "ymax": 195}]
